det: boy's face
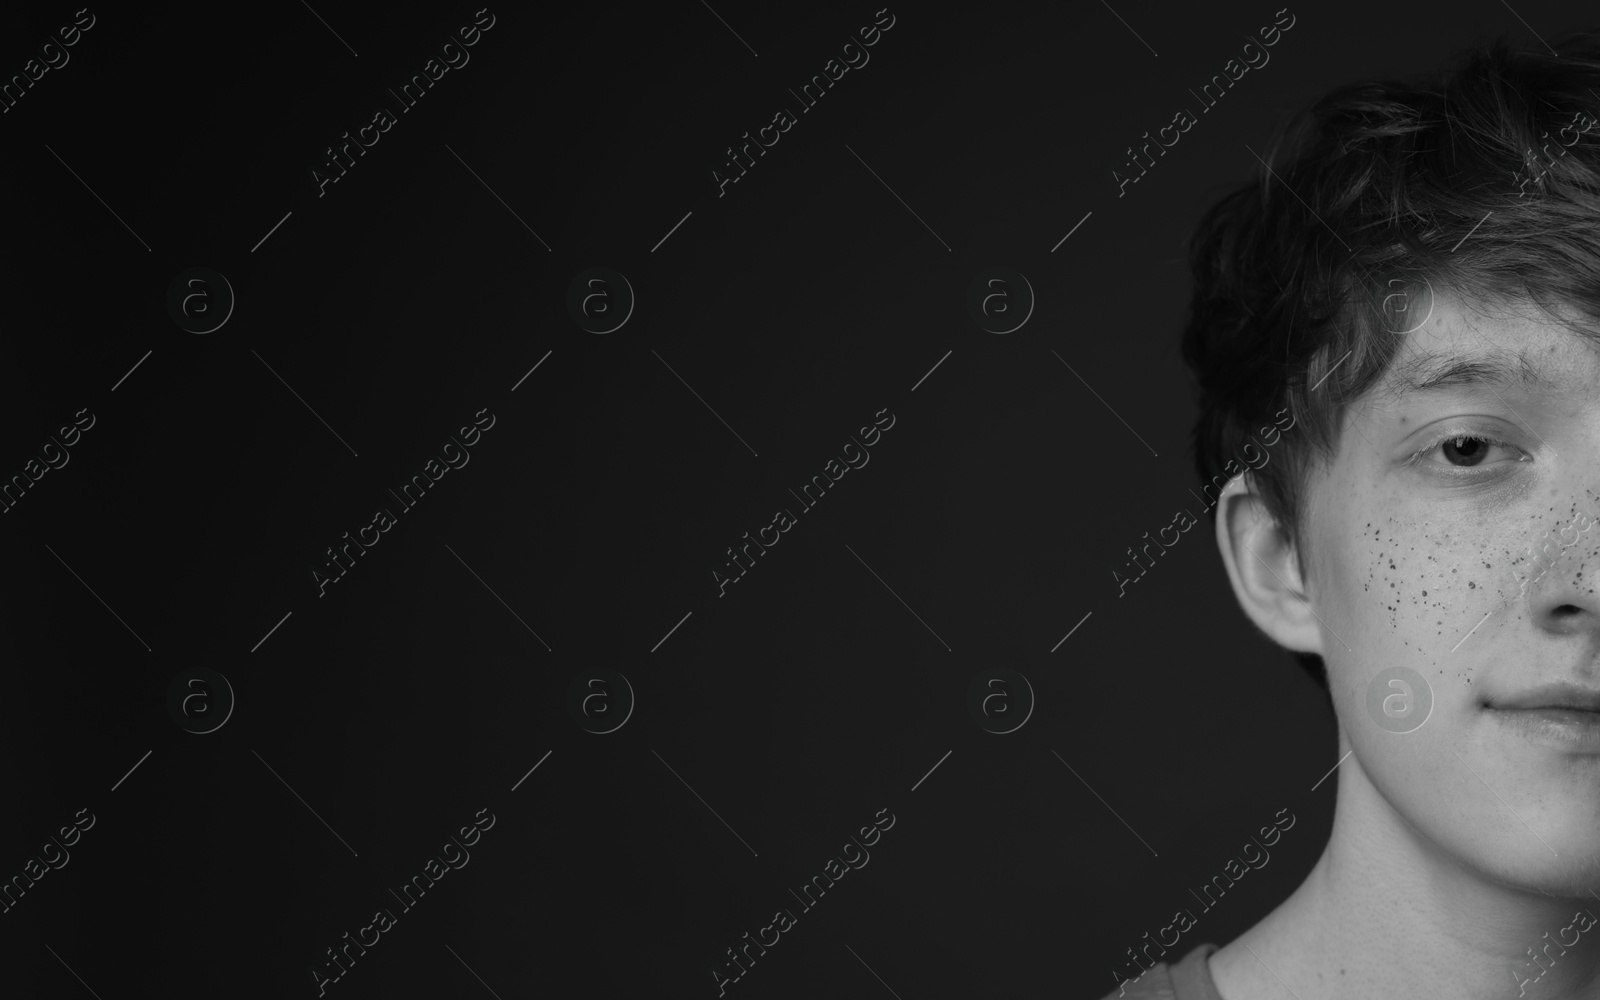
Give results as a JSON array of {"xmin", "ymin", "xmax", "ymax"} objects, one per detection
[{"xmin": 1305, "ymin": 291, "xmax": 1600, "ymax": 890}]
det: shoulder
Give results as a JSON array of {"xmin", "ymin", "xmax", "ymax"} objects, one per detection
[{"xmin": 1097, "ymin": 965, "xmax": 1176, "ymax": 1000}]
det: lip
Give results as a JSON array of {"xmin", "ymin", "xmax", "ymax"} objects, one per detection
[
  {"xmin": 1489, "ymin": 682, "xmax": 1600, "ymax": 712},
  {"xmin": 1487, "ymin": 707, "xmax": 1600, "ymax": 753}
]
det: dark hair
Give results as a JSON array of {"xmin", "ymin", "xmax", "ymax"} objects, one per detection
[{"xmin": 1181, "ymin": 28, "xmax": 1600, "ymax": 692}]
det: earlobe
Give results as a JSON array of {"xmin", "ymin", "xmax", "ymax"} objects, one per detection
[{"xmin": 1214, "ymin": 482, "xmax": 1326, "ymax": 657}]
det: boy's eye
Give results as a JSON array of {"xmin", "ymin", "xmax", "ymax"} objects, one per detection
[
  {"xmin": 1441, "ymin": 436, "xmax": 1491, "ymax": 467},
  {"xmin": 1403, "ymin": 429, "xmax": 1527, "ymax": 475},
  {"xmin": 1419, "ymin": 433, "xmax": 1523, "ymax": 469}
]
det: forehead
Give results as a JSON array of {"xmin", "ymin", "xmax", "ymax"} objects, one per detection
[{"xmin": 1371, "ymin": 292, "xmax": 1600, "ymax": 401}]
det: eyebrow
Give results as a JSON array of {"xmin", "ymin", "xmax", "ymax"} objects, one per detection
[{"xmin": 1381, "ymin": 348, "xmax": 1559, "ymax": 396}]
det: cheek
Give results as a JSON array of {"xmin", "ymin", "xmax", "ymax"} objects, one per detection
[
  {"xmin": 1316, "ymin": 510, "xmax": 1498, "ymax": 767},
  {"xmin": 1312, "ymin": 514, "xmax": 1484, "ymax": 850},
  {"xmin": 1326, "ymin": 505, "xmax": 1534, "ymax": 695},
  {"xmin": 1318, "ymin": 506, "xmax": 1555, "ymax": 808}
]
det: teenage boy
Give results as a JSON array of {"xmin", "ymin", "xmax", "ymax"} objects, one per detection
[{"xmin": 1105, "ymin": 28, "xmax": 1600, "ymax": 1000}]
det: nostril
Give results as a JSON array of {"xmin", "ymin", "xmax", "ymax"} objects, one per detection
[{"xmin": 1552, "ymin": 604, "xmax": 1585, "ymax": 617}]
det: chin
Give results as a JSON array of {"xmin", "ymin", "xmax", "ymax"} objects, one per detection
[{"xmin": 1430, "ymin": 805, "xmax": 1600, "ymax": 896}]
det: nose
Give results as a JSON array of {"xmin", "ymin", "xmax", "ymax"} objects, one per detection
[{"xmin": 1522, "ymin": 507, "xmax": 1600, "ymax": 637}]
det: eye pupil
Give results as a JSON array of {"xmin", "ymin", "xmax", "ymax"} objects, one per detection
[{"xmin": 1442, "ymin": 436, "xmax": 1488, "ymax": 466}]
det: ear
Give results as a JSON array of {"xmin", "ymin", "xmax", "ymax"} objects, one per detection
[{"xmin": 1213, "ymin": 476, "xmax": 1326, "ymax": 656}]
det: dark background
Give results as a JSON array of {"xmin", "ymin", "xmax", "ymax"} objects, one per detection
[{"xmin": 0, "ymin": 1, "xmax": 1576, "ymax": 997}]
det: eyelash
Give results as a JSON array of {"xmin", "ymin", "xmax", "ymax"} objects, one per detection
[{"xmin": 1402, "ymin": 430, "xmax": 1526, "ymax": 470}]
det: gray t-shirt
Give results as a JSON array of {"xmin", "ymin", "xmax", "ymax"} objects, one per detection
[{"xmin": 1098, "ymin": 943, "xmax": 1223, "ymax": 1000}]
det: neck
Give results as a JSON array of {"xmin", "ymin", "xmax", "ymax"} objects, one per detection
[{"xmin": 1211, "ymin": 732, "xmax": 1600, "ymax": 1000}]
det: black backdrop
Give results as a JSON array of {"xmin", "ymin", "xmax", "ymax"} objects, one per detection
[{"xmin": 0, "ymin": 1, "xmax": 1579, "ymax": 997}]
